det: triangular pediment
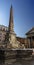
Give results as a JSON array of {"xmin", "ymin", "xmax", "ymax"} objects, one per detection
[
  {"xmin": 30, "ymin": 29, "xmax": 34, "ymax": 33},
  {"xmin": 26, "ymin": 27, "xmax": 34, "ymax": 35}
]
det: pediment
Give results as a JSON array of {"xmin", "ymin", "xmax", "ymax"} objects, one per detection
[
  {"xmin": 26, "ymin": 27, "xmax": 34, "ymax": 35},
  {"xmin": 30, "ymin": 29, "xmax": 34, "ymax": 33}
]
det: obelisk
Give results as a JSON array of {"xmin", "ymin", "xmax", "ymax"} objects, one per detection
[
  {"xmin": 5, "ymin": 5, "xmax": 19, "ymax": 48},
  {"xmin": 8, "ymin": 5, "xmax": 17, "ymax": 48},
  {"xmin": 9, "ymin": 5, "xmax": 14, "ymax": 33}
]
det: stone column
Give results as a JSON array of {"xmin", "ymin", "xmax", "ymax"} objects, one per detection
[
  {"xmin": 31, "ymin": 36, "xmax": 32, "ymax": 48},
  {"xmin": 28, "ymin": 38, "xmax": 30, "ymax": 48}
]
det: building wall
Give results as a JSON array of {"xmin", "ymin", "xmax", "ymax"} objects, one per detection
[
  {"xmin": 0, "ymin": 25, "xmax": 8, "ymax": 44},
  {"xmin": 0, "ymin": 25, "xmax": 28, "ymax": 48},
  {"xmin": 16, "ymin": 37, "xmax": 29, "ymax": 48}
]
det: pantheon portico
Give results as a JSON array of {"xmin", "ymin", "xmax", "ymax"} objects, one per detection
[{"xmin": 26, "ymin": 27, "xmax": 34, "ymax": 48}]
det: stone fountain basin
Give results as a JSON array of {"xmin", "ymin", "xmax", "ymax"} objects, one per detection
[
  {"xmin": 0, "ymin": 48, "xmax": 33, "ymax": 64},
  {"xmin": 0, "ymin": 48, "xmax": 33, "ymax": 59}
]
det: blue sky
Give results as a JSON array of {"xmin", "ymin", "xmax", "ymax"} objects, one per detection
[{"xmin": 0, "ymin": 0, "xmax": 34, "ymax": 37}]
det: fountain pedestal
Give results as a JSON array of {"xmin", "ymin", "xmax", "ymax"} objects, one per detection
[{"xmin": 0, "ymin": 48, "xmax": 33, "ymax": 64}]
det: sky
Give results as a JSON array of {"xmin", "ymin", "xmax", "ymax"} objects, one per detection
[{"xmin": 0, "ymin": 0, "xmax": 34, "ymax": 37}]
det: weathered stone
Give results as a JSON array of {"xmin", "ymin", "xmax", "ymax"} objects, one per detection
[{"xmin": 0, "ymin": 49, "xmax": 33, "ymax": 64}]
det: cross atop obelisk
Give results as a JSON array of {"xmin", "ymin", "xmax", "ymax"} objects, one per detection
[{"xmin": 9, "ymin": 5, "xmax": 14, "ymax": 33}]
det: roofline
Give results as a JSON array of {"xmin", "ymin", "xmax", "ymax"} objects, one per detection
[{"xmin": 25, "ymin": 27, "xmax": 34, "ymax": 35}]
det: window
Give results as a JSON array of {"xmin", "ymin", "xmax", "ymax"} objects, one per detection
[
  {"xmin": 3, "ymin": 28, "xmax": 5, "ymax": 31},
  {"xmin": 0, "ymin": 39, "xmax": 1, "ymax": 41},
  {"xmin": 0, "ymin": 36, "xmax": 1, "ymax": 38},
  {"xmin": 0, "ymin": 33, "xmax": 2, "ymax": 35}
]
